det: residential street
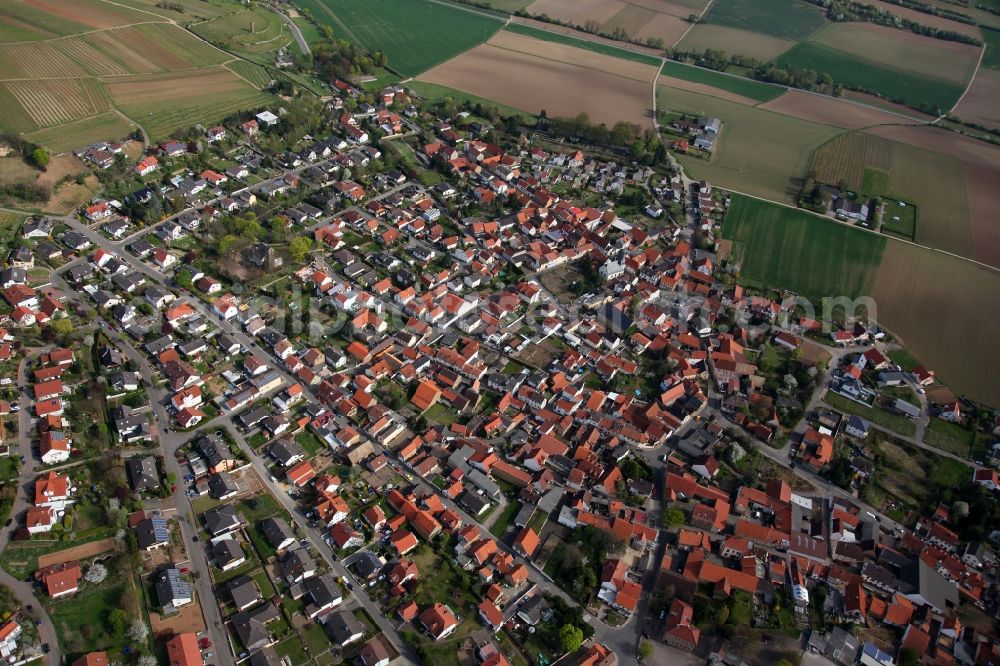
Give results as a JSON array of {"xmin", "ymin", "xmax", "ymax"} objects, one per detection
[{"xmin": 0, "ymin": 357, "xmax": 59, "ymax": 664}]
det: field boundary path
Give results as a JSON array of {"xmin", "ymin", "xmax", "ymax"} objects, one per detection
[
  {"xmin": 269, "ymin": 4, "xmax": 311, "ymax": 56},
  {"xmin": 671, "ymin": 0, "xmax": 716, "ymax": 47}
]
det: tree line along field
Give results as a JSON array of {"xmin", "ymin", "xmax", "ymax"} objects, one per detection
[
  {"xmin": 295, "ymin": 0, "xmax": 504, "ymax": 77},
  {"xmin": 774, "ymin": 23, "xmax": 979, "ymax": 112},
  {"xmin": 721, "ymin": 194, "xmax": 886, "ymax": 300}
]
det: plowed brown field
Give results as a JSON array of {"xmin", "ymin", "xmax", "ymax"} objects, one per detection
[{"xmin": 418, "ymin": 31, "xmax": 657, "ymax": 127}]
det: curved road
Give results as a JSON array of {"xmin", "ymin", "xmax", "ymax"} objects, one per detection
[{"xmin": 270, "ymin": 6, "xmax": 310, "ymax": 57}]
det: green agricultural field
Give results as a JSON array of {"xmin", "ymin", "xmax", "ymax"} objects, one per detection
[
  {"xmin": 722, "ymin": 194, "xmax": 886, "ymax": 300},
  {"xmin": 296, "ymin": 0, "xmax": 503, "ymax": 76},
  {"xmin": 503, "ymin": 24, "xmax": 663, "ymax": 66},
  {"xmin": 660, "ymin": 60, "xmax": 783, "ymax": 102},
  {"xmin": 658, "ymin": 84, "xmax": 840, "ymax": 202},
  {"xmin": 704, "ymin": 0, "xmax": 827, "ymax": 40},
  {"xmin": 775, "ymin": 41, "xmax": 967, "ymax": 112},
  {"xmin": 227, "ymin": 60, "xmax": 276, "ymax": 89}
]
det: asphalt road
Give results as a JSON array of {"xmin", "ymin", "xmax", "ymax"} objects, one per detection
[{"xmin": 0, "ymin": 356, "xmax": 60, "ymax": 664}]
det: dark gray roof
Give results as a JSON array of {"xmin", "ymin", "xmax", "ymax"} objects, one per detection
[
  {"xmin": 351, "ymin": 551, "xmax": 385, "ymax": 580},
  {"xmin": 213, "ymin": 538, "xmax": 245, "ymax": 568},
  {"xmin": 901, "ymin": 557, "xmax": 959, "ymax": 612},
  {"xmin": 203, "ymin": 503, "xmax": 241, "ymax": 535},
  {"xmin": 261, "ymin": 517, "xmax": 296, "ymax": 550},
  {"xmin": 134, "ymin": 517, "xmax": 169, "ymax": 549},
  {"xmin": 325, "ymin": 609, "xmax": 364, "ymax": 645},
  {"xmin": 209, "ymin": 471, "xmax": 239, "ymax": 499},
  {"xmin": 228, "ymin": 575, "xmax": 261, "ymax": 609},
  {"xmin": 126, "ymin": 456, "xmax": 160, "ymax": 492},
  {"xmin": 231, "ymin": 603, "xmax": 280, "ymax": 652}
]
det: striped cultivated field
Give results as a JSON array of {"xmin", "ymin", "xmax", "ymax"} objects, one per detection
[
  {"xmin": 106, "ymin": 68, "xmax": 274, "ymax": 141},
  {"xmin": 0, "ymin": 78, "xmax": 110, "ymax": 129},
  {"xmin": 0, "ymin": 1, "xmax": 276, "ymax": 150},
  {"xmin": 226, "ymin": 60, "xmax": 275, "ymax": 90}
]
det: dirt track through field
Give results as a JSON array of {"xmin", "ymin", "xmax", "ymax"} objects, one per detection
[
  {"xmin": 418, "ymin": 31, "xmax": 657, "ymax": 127},
  {"xmin": 37, "ymin": 537, "xmax": 115, "ymax": 567},
  {"xmin": 953, "ymin": 68, "xmax": 1000, "ymax": 131},
  {"xmin": 758, "ymin": 90, "xmax": 914, "ymax": 129}
]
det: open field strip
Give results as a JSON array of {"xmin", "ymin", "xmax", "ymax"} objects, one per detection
[
  {"xmin": 677, "ymin": 24, "xmax": 796, "ymax": 60},
  {"xmin": 24, "ymin": 112, "xmax": 136, "ymax": 153},
  {"xmin": 952, "ymin": 67, "xmax": 1000, "ymax": 130},
  {"xmin": 721, "ymin": 194, "xmax": 885, "ymax": 300},
  {"xmin": 418, "ymin": 30, "xmax": 658, "ymax": 127},
  {"xmin": 523, "ymin": 0, "xmax": 690, "ymax": 46},
  {"xmin": 758, "ymin": 90, "xmax": 915, "ymax": 129},
  {"xmin": 102, "ymin": 0, "xmax": 238, "ymax": 21},
  {"xmin": 226, "ymin": 60, "xmax": 276, "ymax": 90}
]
